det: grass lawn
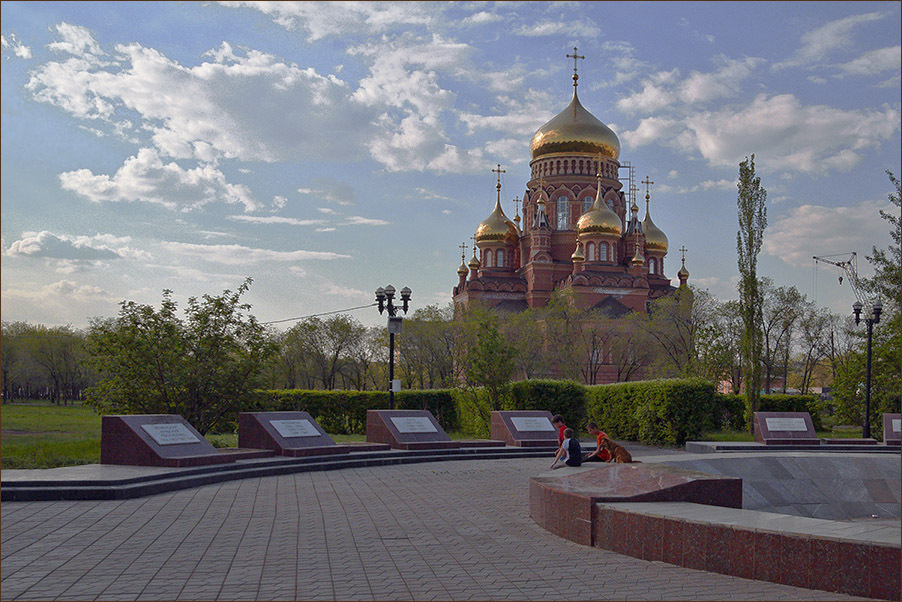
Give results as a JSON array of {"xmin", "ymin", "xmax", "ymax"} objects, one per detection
[
  {"xmin": 1, "ymin": 402, "xmax": 102, "ymax": 469},
  {"xmin": 699, "ymin": 426, "xmax": 866, "ymax": 442}
]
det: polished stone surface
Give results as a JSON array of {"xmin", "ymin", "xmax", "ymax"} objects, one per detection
[
  {"xmin": 101, "ymin": 415, "xmax": 238, "ymax": 467},
  {"xmin": 1, "ymin": 456, "xmax": 862, "ymax": 602},
  {"xmin": 238, "ymin": 411, "xmax": 349, "ymax": 457},
  {"xmin": 365, "ymin": 409, "xmax": 460, "ymax": 450},
  {"xmin": 753, "ymin": 412, "xmax": 819, "ymax": 445},
  {"xmin": 491, "ymin": 411, "xmax": 559, "ymax": 447}
]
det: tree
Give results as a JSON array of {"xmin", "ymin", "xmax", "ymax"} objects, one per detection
[
  {"xmin": 284, "ymin": 314, "xmax": 366, "ymax": 390},
  {"xmin": 736, "ymin": 154, "xmax": 767, "ymax": 429},
  {"xmin": 863, "ymin": 170, "xmax": 901, "ymax": 306},
  {"xmin": 86, "ymin": 279, "xmax": 275, "ymax": 435},
  {"xmin": 759, "ymin": 279, "xmax": 808, "ymax": 393},
  {"xmin": 464, "ymin": 315, "xmax": 517, "ymax": 409}
]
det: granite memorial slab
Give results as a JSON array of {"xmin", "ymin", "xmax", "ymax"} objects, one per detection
[
  {"xmin": 101, "ymin": 414, "xmax": 237, "ymax": 467},
  {"xmin": 366, "ymin": 409, "xmax": 460, "ymax": 450},
  {"xmin": 884, "ymin": 413, "xmax": 901, "ymax": 446},
  {"xmin": 238, "ymin": 411, "xmax": 350, "ymax": 457},
  {"xmin": 491, "ymin": 410, "xmax": 559, "ymax": 447},
  {"xmin": 753, "ymin": 411, "xmax": 820, "ymax": 445}
]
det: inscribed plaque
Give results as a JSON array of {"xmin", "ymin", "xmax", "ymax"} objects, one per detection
[
  {"xmin": 893, "ymin": 419, "xmax": 901, "ymax": 433},
  {"xmin": 764, "ymin": 417, "xmax": 808, "ymax": 432},
  {"xmin": 141, "ymin": 423, "xmax": 200, "ymax": 446},
  {"xmin": 510, "ymin": 417, "xmax": 555, "ymax": 432},
  {"xmin": 391, "ymin": 416, "xmax": 437, "ymax": 433},
  {"xmin": 271, "ymin": 419, "xmax": 320, "ymax": 438}
]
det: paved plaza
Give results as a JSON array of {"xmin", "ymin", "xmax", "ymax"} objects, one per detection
[{"xmin": 1, "ymin": 455, "xmax": 866, "ymax": 601}]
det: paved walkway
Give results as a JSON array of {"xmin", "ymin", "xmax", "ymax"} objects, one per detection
[{"xmin": 1, "ymin": 456, "xmax": 865, "ymax": 601}]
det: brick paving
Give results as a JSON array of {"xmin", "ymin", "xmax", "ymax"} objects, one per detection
[{"xmin": 1, "ymin": 457, "xmax": 866, "ymax": 601}]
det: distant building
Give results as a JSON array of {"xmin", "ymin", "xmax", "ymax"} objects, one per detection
[{"xmin": 453, "ymin": 51, "xmax": 688, "ymax": 316}]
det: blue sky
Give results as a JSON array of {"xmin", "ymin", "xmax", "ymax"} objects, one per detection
[{"xmin": 2, "ymin": 1, "xmax": 900, "ymax": 328}]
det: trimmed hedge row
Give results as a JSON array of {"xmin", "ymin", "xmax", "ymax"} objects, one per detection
[
  {"xmin": 586, "ymin": 378, "xmax": 717, "ymax": 446},
  {"xmin": 716, "ymin": 393, "xmax": 823, "ymax": 431}
]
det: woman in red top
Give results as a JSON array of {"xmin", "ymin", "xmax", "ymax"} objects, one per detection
[
  {"xmin": 584, "ymin": 422, "xmax": 612, "ymax": 462},
  {"xmin": 551, "ymin": 415, "xmax": 567, "ymax": 446}
]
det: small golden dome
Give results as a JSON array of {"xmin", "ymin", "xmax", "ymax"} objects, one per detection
[
  {"xmin": 678, "ymin": 263, "xmax": 690, "ymax": 279},
  {"xmin": 529, "ymin": 89, "xmax": 620, "ymax": 161},
  {"xmin": 571, "ymin": 241, "xmax": 585, "ymax": 262},
  {"xmin": 457, "ymin": 257, "xmax": 468, "ymax": 276},
  {"xmin": 642, "ymin": 200, "xmax": 668, "ymax": 253},
  {"xmin": 468, "ymin": 251, "xmax": 481, "ymax": 269},
  {"xmin": 577, "ymin": 187, "xmax": 622, "ymax": 237},
  {"xmin": 475, "ymin": 198, "xmax": 518, "ymax": 244},
  {"xmin": 631, "ymin": 242, "xmax": 644, "ymax": 267}
]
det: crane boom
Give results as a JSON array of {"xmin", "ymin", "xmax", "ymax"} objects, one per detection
[{"xmin": 812, "ymin": 252, "xmax": 867, "ymax": 306}]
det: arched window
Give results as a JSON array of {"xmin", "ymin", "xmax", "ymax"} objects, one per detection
[
  {"xmin": 611, "ymin": 242, "xmax": 617, "ymax": 260},
  {"xmin": 582, "ymin": 196, "xmax": 593, "ymax": 214},
  {"xmin": 649, "ymin": 257, "xmax": 657, "ymax": 274},
  {"xmin": 556, "ymin": 196, "xmax": 570, "ymax": 229},
  {"xmin": 586, "ymin": 242, "xmax": 595, "ymax": 262},
  {"xmin": 484, "ymin": 249, "xmax": 492, "ymax": 268},
  {"xmin": 496, "ymin": 249, "xmax": 504, "ymax": 268},
  {"xmin": 599, "ymin": 242, "xmax": 608, "ymax": 262}
]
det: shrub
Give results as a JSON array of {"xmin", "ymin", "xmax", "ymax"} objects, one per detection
[
  {"xmin": 759, "ymin": 394, "xmax": 823, "ymax": 431},
  {"xmin": 452, "ymin": 387, "xmax": 494, "ymax": 438},
  {"xmin": 587, "ymin": 378, "xmax": 716, "ymax": 446},
  {"xmin": 508, "ymin": 380, "xmax": 586, "ymax": 434}
]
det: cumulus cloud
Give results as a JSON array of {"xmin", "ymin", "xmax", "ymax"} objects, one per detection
[
  {"xmin": 836, "ymin": 46, "xmax": 902, "ymax": 76},
  {"xmin": 765, "ymin": 200, "xmax": 895, "ymax": 266},
  {"xmin": 2, "ymin": 33, "xmax": 32, "ymax": 59},
  {"xmin": 624, "ymin": 94, "xmax": 900, "ymax": 174},
  {"xmin": 218, "ymin": 1, "xmax": 436, "ymax": 41},
  {"xmin": 47, "ymin": 22, "xmax": 104, "ymax": 60},
  {"xmin": 159, "ymin": 242, "xmax": 351, "ymax": 265},
  {"xmin": 460, "ymin": 11, "xmax": 502, "ymax": 26},
  {"xmin": 4, "ymin": 231, "xmax": 143, "ymax": 261},
  {"xmin": 657, "ymin": 179, "xmax": 736, "ymax": 195},
  {"xmin": 298, "ymin": 178, "xmax": 357, "ymax": 206},
  {"xmin": 516, "ymin": 20, "xmax": 600, "ymax": 37},
  {"xmin": 345, "ymin": 216, "xmax": 390, "ymax": 226},
  {"xmin": 27, "ymin": 32, "xmax": 375, "ymax": 163},
  {"xmin": 772, "ymin": 12, "xmax": 883, "ymax": 70},
  {"xmin": 59, "ymin": 148, "xmax": 262, "ymax": 211}
]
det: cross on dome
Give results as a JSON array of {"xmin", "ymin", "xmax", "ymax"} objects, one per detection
[
  {"xmin": 566, "ymin": 47, "xmax": 585, "ymax": 87},
  {"xmin": 642, "ymin": 176, "xmax": 655, "ymax": 199}
]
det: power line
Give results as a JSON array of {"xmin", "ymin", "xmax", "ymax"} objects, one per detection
[{"xmin": 261, "ymin": 302, "xmax": 378, "ymax": 326}]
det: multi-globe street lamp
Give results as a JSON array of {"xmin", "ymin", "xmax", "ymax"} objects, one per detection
[
  {"xmin": 852, "ymin": 298, "xmax": 882, "ymax": 439},
  {"xmin": 375, "ymin": 285, "xmax": 411, "ymax": 410}
]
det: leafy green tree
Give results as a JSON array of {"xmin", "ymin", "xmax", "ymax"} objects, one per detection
[
  {"xmin": 464, "ymin": 315, "xmax": 517, "ymax": 409},
  {"xmin": 86, "ymin": 279, "xmax": 275, "ymax": 434},
  {"xmin": 736, "ymin": 154, "xmax": 767, "ymax": 429},
  {"xmin": 863, "ymin": 170, "xmax": 900, "ymax": 307}
]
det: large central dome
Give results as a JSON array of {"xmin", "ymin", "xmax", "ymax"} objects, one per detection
[{"xmin": 529, "ymin": 89, "xmax": 621, "ymax": 161}]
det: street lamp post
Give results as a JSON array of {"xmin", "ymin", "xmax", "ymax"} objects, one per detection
[
  {"xmin": 375, "ymin": 285, "xmax": 411, "ymax": 410},
  {"xmin": 852, "ymin": 298, "xmax": 883, "ymax": 439}
]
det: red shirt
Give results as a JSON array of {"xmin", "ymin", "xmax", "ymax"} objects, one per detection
[
  {"xmin": 557, "ymin": 425, "xmax": 567, "ymax": 445},
  {"xmin": 596, "ymin": 432, "xmax": 612, "ymax": 462}
]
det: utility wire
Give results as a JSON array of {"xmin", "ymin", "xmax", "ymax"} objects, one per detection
[{"xmin": 261, "ymin": 302, "xmax": 378, "ymax": 326}]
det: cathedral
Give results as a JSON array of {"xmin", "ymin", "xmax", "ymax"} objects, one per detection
[{"xmin": 453, "ymin": 50, "xmax": 689, "ymax": 316}]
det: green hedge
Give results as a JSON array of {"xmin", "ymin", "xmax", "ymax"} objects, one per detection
[
  {"xmin": 253, "ymin": 389, "xmax": 459, "ymax": 435},
  {"xmin": 715, "ymin": 393, "xmax": 823, "ymax": 431},
  {"xmin": 452, "ymin": 388, "xmax": 495, "ymax": 438},
  {"xmin": 586, "ymin": 378, "xmax": 716, "ymax": 446},
  {"xmin": 508, "ymin": 380, "xmax": 586, "ymax": 433}
]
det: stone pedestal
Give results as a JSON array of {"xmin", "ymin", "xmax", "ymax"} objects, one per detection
[
  {"xmin": 490, "ymin": 411, "xmax": 559, "ymax": 447},
  {"xmin": 238, "ymin": 411, "xmax": 350, "ymax": 457},
  {"xmin": 366, "ymin": 410, "xmax": 460, "ymax": 450},
  {"xmin": 753, "ymin": 412, "xmax": 819, "ymax": 445},
  {"xmin": 101, "ymin": 414, "xmax": 236, "ymax": 467},
  {"xmin": 884, "ymin": 413, "xmax": 901, "ymax": 446}
]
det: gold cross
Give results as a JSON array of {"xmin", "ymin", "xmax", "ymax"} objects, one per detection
[
  {"xmin": 566, "ymin": 47, "xmax": 585, "ymax": 86},
  {"xmin": 459, "ymin": 242, "xmax": 468, "ymax": 260},
  {"xmin": 471, "ymin": 234, "xmax": 479, "ymax": 253},
  {"xmin": 492, "ymin": 164, "xmax": 506, "ymax": 192},
  {"xmin": 642, "ymin": 176, "xmax": 654, "ymax": 198},
  {"xmin": 679, "ymin": 245, "xmax": 688, "ymax": 263},
  {"xmin": 511, "ymin": 196, "xmax": 521, "ymax": 220}
]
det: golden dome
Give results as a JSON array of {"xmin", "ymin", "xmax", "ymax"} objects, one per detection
[
  {"xmin": 468, "ymin": 252, "xmax": 481, "ymax": 269},
  {"xmin": 475, "ymin": 198, "xmax": 518, "ymax": 244},
  {"xmin": 642, "ymin": 198, "xmax": 668, "ymax": 253},
  {"xmin": 457, "ymin": 257, "xmax": 469, "ymax": 276},
  {"xmin": 678, "ymin": 263, "xmax": 690, "ymax": 279},
  {"xmin": 529, "ymin": 89, "xmax": 620, "ymax": 161},
  {"xmin": 571, "ymin": 241, "xmax": 585, "ymax": 262},
  {"xmin": 577, "ymin": 185, "xmax": 622, "ymax": 237}
]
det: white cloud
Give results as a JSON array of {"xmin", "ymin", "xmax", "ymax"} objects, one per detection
[
  {"xmin": 59, "ymin": 148, "xmax": 262, "ymax": 211},
  {"xmin": 413, "ymin": 187, "xmax": 453, "ymax": 202},
  {"xmin": 345, "ymin": 216, "xmax": 390, "ymax": 226},
  {"xmin": 272, "ymin": 195, "xmax": 287, "ymax": 210},
  {"xmin": 47, "ymin": 22, "xmax": 104, "ymax": 61},
  {"xmin": 4, "ymin": 231, "xmax": 143, "ymax": 261},
  {"xmin": 159, "ymin": 242, "xmax": 351, "ymax": 265},
  {"xmin": 316, "ymin": 207, "xmax": 336, "ymax": 214},
  {"xmin": 315, "ymin": 227, "xmax": 337, "ymax": 232},
  {"xmin": 773, "ymin": 12, "xmax": 884, "ymax": 70},
  {"xmin": 836, "ymin": 46, "xmax": 902, "ymax": 76},
  {"xmin": 27, "ymin": 33, "xmax": 375, "ymax": 163},
  {"xmin": 625, "ymin": 94, "xmax": 900, "ymax": 174},
  {"xmin": 460, "ymin": 11, "xmax": 502, "ymax": 26},
  {"xmin": 298, "ymin": 179, "xmax": 357, "ymax": 206},
  {"xmin": 657, "ymin": 179, "xmax": 736, "ymax": 195},
  {"xmin": 2, "ymin": 33, "xmax": 32, "ymax": 59},
  {"xmin": 218, "ymin": 1, "xmax": 436, "ymax": 41},
  {"xmin": 227, "ymin": 215, "xmax": 326, "ymax": 226},
  {"xmin": 516, "ymin": 20, "xmax": 600, "ymax": 37},
  {"xmin": 765, "ymin": 200, "xmax": 895, "ymax": 266}
]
